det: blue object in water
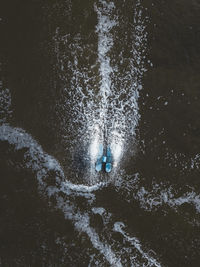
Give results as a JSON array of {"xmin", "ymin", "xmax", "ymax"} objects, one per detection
[
  {"xmin": 102, "ymin": 156, "xmax": 107, "ymax": 163},
  {"xmin": 105, "ymin": 146, "xmax": 112, "ymax": 172},
  {"xmin": 106, "ymin": 146, "xmax": 112, "ymax": 163},
  {"xmin": 105, "ymin": 162, "xmax": 112, "ymax": 173},
  {"xmin": 95, "ymin": 144, "xmax": 112, "ymax": 173}
]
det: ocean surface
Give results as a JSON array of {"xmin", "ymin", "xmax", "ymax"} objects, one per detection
[{"xmin": 1, "ymin": 0, "xmax": 200, "ymax": 266}]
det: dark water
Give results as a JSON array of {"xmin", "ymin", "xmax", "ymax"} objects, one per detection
[{"xmin": 1, "ymin": 0, "xmax": 200, "ymax": 266}]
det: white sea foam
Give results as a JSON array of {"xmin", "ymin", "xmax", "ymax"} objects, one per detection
[
  {"xmin": 0, "ymin": 124, "xmax": 122, "ymax": 265},
  {"xmin": 53, "ymin": 0, "xmax": 148, "ymax": 182},
  {"xmin": 114, "ymin": 222, "xmax": 161, "ymax": 267},
  {"xmin": 117, "ymin": 171, "xmax": 200, "ymax": 215},
  {"xmin": 95, "ymin": 0, "xmax": 117, "ymax": 112},
  {"xmin": 89, "ymin": 124, "xmax": 101, "ymax": 163},
  {"xmin": 0, "ymin": 124, "xmax": 164, "ymax": 266},
  {"xmin": 110, "ymin": 131, "xmax": 123, "ymax": 167},
  {"xmin": 88, "ymin": 1, "xmax": 117, "ymax": 168},
  {"xmin": 135, "ymin": 185, "xmax": 200, "ymax": 214},
  {"xmin": 91, "ymin": 0, "xmax": 148, "ymax": 171},
  {"xmin": 74, "ymin": 214, "xmax": 122, "ymax": 267},
  {"xmin": 94, "ymin": 0, "xmax": 122, "ymax": 169}
]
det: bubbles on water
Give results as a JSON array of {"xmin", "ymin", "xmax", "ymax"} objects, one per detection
[
  {"xmin": 110, "ymin": 130, "xmax": 124, "ymax": 167},
  {"xmin": 89, "ymin": 124, "xmax": 102, "ymax": 163},
  {"xmin": 115, "ymin": 168, "xmax": 200, "ymax": 228}
]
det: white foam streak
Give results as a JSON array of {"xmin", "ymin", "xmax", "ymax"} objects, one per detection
[
  {"xmin": 95, "ymin": 0, "xmax": 116, "ymax": 122},
  {"xmin": 114, "ymin": 222, "xmax": 161, "ymax": 267},
  {"xmin": 62, "ymin": 180, "xmax": 105, "ymax": 194},
  {"xmin": 58, "ymin": 198, "xmax": 122, "ymax": 267},
  {"xmin": 128, "ymin": 177, "xmax": 200, "ymax": 214},
  {"xmin": 110, "ymin": 131, "xmax": 124, "ymax": 167},
  {"xmin": 90, "ymin": 124, "xmax": 101, "ymax": 163},
  {"xmin": 89, "ymin": 1, "xmax": 118, "ymax": 169}
]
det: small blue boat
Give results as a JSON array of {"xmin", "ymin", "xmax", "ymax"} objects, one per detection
[{"xmin": 95, "ymin": 145, "xmax": 112, "ymax": 173}]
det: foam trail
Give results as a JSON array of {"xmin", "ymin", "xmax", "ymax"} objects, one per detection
[
  {"xmin": 72, "ymin": 213, "xmax": 122, "ymax": 267},
  {"xmin": 116, "ymin": 170, "xmax": 200, "ymax": 218},
  {"xmin": 90, "ymin": 1, "xmax": 117, "ymax": 167},
  {"xmin": 105, "ymin": 0, "xmax": 148, "ymax": 172},
  {"xmin": 90, "ymin": 0, "xmax": 149, "ymax": 174},
  {"xmin": 134, "ymin": 183, "xmax": 200, "ymax": 213},
  {"xmin": 89, "ymin": 124, "xmax": 101, "ymax": 164},
  {"xmin": 0, "ymin": 124, "xmax": 121, "ymax": 265},
  {"xmin": 95, "ymin": 0, "xmax": 116, "ymax": 119},
  {"xmin": 114, "ymin": 222, "xmax": 161, "ymax": 267},
  {"xmin": 110, "ymin": 131, "xmax": 123, "ymax": 168},
  {"xmin": 54, "ymin": 0, "xmax": 148, "ymax": 183}
]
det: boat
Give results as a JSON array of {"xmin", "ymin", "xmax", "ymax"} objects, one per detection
[{"xmin": 95, "ymin": 145, "xmax": 112, "ymax": 173}]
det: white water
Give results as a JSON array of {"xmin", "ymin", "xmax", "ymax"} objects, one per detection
[
  {"xmin": 114, "ymin": 222, "xmax": 161, "ymax": 267},
  {"xmin": 89, "ymin": 0, "xmax": 117, "ymax": 170},
  {"xmin": 53, "ymin": 0, "xmax": 148, "ymax": 184},
  {"xmin": 90, "ymin": 0, "xmax": 148, "ymax": 175}
]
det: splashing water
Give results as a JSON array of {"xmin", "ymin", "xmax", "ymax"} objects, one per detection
[
  {"xmin": 90, "ymin": 0, "xmax": 118, "ymax": 173},
  {"xmin": 54, "ymin": 0, "xmax": 148, "ymax": 184}
]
